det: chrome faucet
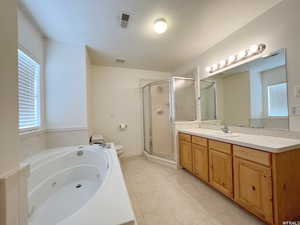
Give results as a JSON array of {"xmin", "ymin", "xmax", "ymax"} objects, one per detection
[{"xmin": 221, "ymin": 124, "xmax": 231, "ymax": 133}]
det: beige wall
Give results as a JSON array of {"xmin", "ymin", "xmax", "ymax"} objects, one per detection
[
  {"xmin": 0, "ymin": 0, "xmax": 19, "ymax": 176},
  {"xmin": 0, "ymin": 1, "xmax": 23, "ymax": 225},
  {"xmin": 91, "ymin": 66, "xmax": 170, "ymax": 157},
  {"xmin": 86, "ymin": 48, "xmax": 93, "ymax": 137},
  {"xmin": 175, "ymin": 0, "xmax": 300, "ymax": 131},
  {"xmin": 45, "ymin": 40, "xmax": 88, "ymax": 130},
  {"xmin": 45, "ymin": 40, "xmax": 89, "ymax": 148}
]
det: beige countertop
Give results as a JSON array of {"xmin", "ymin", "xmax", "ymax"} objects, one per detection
[{"xmin": 178, "ymin": 128, "xmax": 300, "ymax": 153}]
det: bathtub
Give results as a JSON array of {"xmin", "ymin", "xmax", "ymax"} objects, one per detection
[{"xmin": 25, "ymin": 145, "xmax": 135, "ymax": 225}]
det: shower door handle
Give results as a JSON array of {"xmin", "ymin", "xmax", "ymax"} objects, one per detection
[{"xmin": 169, "ymin": 111, "xmax": 174, "ymax": 122}]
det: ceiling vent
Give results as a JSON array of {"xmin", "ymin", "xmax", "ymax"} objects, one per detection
[
  {"xmin": 115, "ymin": 58, "xmax": 126, "ymax": 63},
  {"xmin": 120, "ymin": 12, "xmax": 130, "ymax": 28}
]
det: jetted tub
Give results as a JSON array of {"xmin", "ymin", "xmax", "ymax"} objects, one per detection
[{"xmin": 25, "ymin": 145, "xmax": 135, "ymax": 225}]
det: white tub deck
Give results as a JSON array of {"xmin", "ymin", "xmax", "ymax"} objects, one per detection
[
  {"xmin": 25, "ymin": 145, "xmax": 136, "ymax": 225},
  {"xmin": 57, "ymin": 148, "xmax": 136, "ymax": 225}
]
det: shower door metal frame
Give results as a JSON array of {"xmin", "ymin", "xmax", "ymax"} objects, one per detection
[
  {"xmin": 142, "ymin": 79, "xmax": 173, "ymax": 158},
  {"xmin": 142, "ymin": 84, "xmax": 153, "ymax": 154},
  {"xmin": 142, "ymin": 77, "xmax": 196, "ymax": 161}
]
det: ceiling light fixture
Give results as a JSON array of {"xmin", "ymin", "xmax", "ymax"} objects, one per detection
[
  {"xmin": 205, "ymin": 66, "xmax": 212, "ymax": 73},
  {"xmin": 154, "ymin": 18, "xmax": 168, "ymax": 34},
  {"xmin": 205, "ymin": 43, "xmax": 266, "ymax": 74},
  {"xmin": 219, "ymin": 60, "xmax": 227, "ymax": 68},
  {"xmin": 238, "ymin": 50, "xmax": 247, "ymax": 60},
  {"xmin": 228, "ymin": 55, "xmax": 237, "ymax": 64},
  {"xmin": 249, "ymin": 44, "xmax": 259, "ymax": 55},
  {"xmin": 212, "ymin": 64, "xmax": 219, "ymax": 71}
]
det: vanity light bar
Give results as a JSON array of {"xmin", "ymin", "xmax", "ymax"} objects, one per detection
[{"xmin": 205, "ymin": 43, "xmax": 266, "ymax": 73}]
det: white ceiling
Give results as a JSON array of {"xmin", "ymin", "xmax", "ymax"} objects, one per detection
[{"xmin": 20, "ymin": 0, "xmax": 283, "ymax": 72}]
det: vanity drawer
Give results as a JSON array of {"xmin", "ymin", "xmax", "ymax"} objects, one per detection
[
  {"xmin": 179, "ymin": 133, "xmax": 191, "ymax": 142},
  {"xmin": 209, "ymin": 140, "xmax": 232, "ymax": 154},
  {"xmin": 192, "ymin": 136, "xmax": 207, "ymax": 147},
  {"xmin": 233, "ymin": 145, "xmax": 271, "ymax": 167}
]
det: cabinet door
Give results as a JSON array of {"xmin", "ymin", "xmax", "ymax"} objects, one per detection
[
  {"xmin": 180, "ymin": 140, "xmax": 193, "ymax": 173},
  {"xmin": 234, "ymin": 157, "xmax": 273, "ymax": 224},
  {"xmin": 209, "ymin": 149, "xmax": 233, "ymax": 198},
  {"xmin": 192, "ymin": 144, "xmax": 208, "ymax": 182}
]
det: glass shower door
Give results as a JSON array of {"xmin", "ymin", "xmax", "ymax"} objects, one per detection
[
  {"xmin": 173, "ymin": 78, "xmax": 196, "ymax": 121},
  {"xmin": 150, "ymin": 81, "xmax": 174, "ymax": 160}
]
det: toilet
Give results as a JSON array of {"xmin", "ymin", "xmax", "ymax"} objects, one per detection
[{"xmin": 90, "ymin": 135, "xmax": 124, "ymax": 158}]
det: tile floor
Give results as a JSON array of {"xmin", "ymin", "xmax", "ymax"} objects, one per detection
[{"xmin": 121, "ymin": 156, "xmax": 265, "ymax": 225}]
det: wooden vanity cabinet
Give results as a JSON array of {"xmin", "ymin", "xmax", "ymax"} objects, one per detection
[
  {"xmin": 178, "ymin": 132, "xmax": 300, "ymax": 225},
  {"xmin": 234, "ymin": 157, "xmax": 273, "ymax": 223},
  {"xmin": 209, "ymin": 140, "xmax": 233, "ymax": 199},
  {"xmin": 233, "ymin": 145, "xmax": 273, "ymax": 223},
  {"xmin": 192, "ymin": 136, "xmax": 208, "ymax": 182},
  {"xmin": 179, "ymin": 133, "xmax": 193, "ymax": 173}
]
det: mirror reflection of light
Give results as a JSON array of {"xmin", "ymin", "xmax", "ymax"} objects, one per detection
[
  {"xmin": 228, "ymin": 55, "xmax": 236, "ymax": 64},
  {"xmin": 205, "ymin": 66, "xmax": 212, "ymax": 72},
  {"xmin": 238, "ymin": 50, "xmax": 247, "ymax": 59},
  {"xmin": 205, "ymin": 44, "xmax": 266, "ymax": 73},
  {"xmin": 219, "ymin": 60, "xmax": 226, "ymax": 68}
]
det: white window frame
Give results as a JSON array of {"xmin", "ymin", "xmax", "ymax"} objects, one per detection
[{"xmin": 18, "ymin": 47, "xmax": 42, "ymax": 133}]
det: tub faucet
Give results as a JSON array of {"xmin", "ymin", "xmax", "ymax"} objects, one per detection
[{"xmin": 221, "ymin": 124, "xmax": 231, "ymax": 133}]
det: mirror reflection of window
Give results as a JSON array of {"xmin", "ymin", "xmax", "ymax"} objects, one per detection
[{"xmin": 267, "ymin": 82, "xmax": 288, "ymax": 117}]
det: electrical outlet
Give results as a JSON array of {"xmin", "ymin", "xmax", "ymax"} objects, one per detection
[
  {"xmin": 291, "ymin": 105, "xmax": 300, "ymax": 116},
  {"xmin": 295, "ymin": 86, "xmax": 300, "ymax": 97}
]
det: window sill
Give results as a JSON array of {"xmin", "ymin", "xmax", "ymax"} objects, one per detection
[
  {"xmin": 267, "ymin": 116, "xmax": 288, "ymax": 119},
  {"xmin": 19, "ymin": 129, "xmax": 45, "ymax": 137}
]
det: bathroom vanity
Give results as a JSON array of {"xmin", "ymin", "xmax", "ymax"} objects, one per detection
[{"xmin": 178, "ymin": 128, "xmax": 300, "ymax": 225}]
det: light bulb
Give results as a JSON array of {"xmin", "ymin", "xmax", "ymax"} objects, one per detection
[
  {"xmin": 249, "ymin": 44, "xmax": 259, "ymax": 54},
  {"xmin": 228, "ymin": 55, "xmax": 236, "ymax": 64},
  {"xmin": 205, "ymin": 66, "xmax": 212, "ymax": 73},
  {"xmin": 154, "ymin": 18, "xmax": 168, "ymax": 34},
  {"xmin": 212, "ymin": 64, "xmax": 218, "ymax": 71},
  {"xmin": 238, "ymin": 50, "xmax": 247, "ymax": 59},
  {"xmin": 219, "ymin": 60, "xmax": 227, "ymax": 68}
]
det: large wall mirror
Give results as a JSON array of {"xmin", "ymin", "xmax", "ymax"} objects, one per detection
[{"xmin": 200, "ymin": 49, "xmax": 289, "ymax": 130}]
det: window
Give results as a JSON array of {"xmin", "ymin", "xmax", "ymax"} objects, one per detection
[
  {"xmin": 267, "ymin": 82, "xmax": 288, "ymax": 117},
  {"xmin": 18, "ymin": 49, "xmax": 41, "ymax": 132}
]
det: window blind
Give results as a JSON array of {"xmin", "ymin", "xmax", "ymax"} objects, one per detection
[{"xmin": 18, "ymin": 49, "xmax": 41, "ymax": 131}]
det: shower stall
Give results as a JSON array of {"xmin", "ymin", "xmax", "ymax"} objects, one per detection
[{"xmin": 142, "ymin": 77, "xmax": 196, "ymax": 162}]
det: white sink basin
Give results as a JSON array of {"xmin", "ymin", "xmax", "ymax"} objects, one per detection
[{"xmin": 187, "ymin": 129, "xmax": 240, "ymax": 138}]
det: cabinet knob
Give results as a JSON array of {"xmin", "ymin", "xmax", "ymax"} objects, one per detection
[{"xmin": 252, "ymin": 186, "xmax": 256, "ymax": 191}]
